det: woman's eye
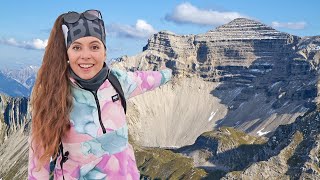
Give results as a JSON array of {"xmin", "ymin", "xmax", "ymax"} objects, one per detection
[
  {"xmin": 92, "ymin": 45, "xmax": 100, "ymax": 50},
  {"xmin": 72, "ymin": 46, "xmax": 81, "ymax": 51}
]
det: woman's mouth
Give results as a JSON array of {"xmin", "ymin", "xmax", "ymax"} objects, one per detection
[{"xmin": 79, "ymin": 64, "xmax": 94, "ymax": 69}]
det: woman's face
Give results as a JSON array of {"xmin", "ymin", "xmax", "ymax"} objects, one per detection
[{"xmin": 67, "ymin": 36, "xmax": 106, "ymax": 80}]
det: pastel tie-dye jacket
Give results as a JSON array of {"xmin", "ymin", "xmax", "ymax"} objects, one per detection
[{"xmin": 28, "ymin": 68, "xmax": 172, "ymax": 180}]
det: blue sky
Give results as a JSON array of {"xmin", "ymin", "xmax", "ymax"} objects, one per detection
[{"xmin": 0, "ymin": 0, "xmax": 319, "ymax": 69}]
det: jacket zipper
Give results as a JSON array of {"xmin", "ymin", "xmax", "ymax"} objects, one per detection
[{"xmin": 91, "ymin": 90, "xmax": 106, "ymax": 134}]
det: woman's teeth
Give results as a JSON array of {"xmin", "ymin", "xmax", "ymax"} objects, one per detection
[{"xmin": 79, "ymin": 64, "xmax": 94, "ymax": 68}]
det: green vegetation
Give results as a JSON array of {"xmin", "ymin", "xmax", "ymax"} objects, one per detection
[
  {"xmin": 202, "ymin": 126, "xmax": 266, "ymax": 148},
  {"xmin": 283, "ymin": 131, "xmax": 303, "ymax": 161},
  {"xmin": 132, "ymin": 127, "xmax": 268, "ymax": 179},
  {"xmin": 203, "ymin": 169, "xmax": 229, "ymax": 180},
  {"xmin": 135, "ymin": 146, "xmax": 207, "ymax": 179}
]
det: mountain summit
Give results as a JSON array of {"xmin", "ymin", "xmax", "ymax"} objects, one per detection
[
  {"xmin": 215, "ymin": 18, "xmax": 276, "ymax": 32},
  {"xmin": 208, "ymin": 18, "xmax": 291, "ymax": 40}
]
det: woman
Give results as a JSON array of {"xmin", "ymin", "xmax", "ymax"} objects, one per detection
[{"xmin": 28, "ymin": 10, "xmax": 172, "ymax": 180}]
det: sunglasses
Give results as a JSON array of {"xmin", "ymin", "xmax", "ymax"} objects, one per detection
[{"xmin": 63, "ymin": 9, "xmax": 103, "ymax": 24}]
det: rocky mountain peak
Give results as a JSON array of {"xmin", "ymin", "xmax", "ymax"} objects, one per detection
[
  {"xmin": 216, "ymin": 18, "xmax": 275, "ymax": 31},
  {"xmin": 205, "ymin": 18, "xmax": 293, "ymax": 41}
]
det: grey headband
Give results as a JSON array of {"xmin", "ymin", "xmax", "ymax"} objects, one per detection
[{"xmin": 62, "ymin": 16, "xmax": 106, "ymax": 49}]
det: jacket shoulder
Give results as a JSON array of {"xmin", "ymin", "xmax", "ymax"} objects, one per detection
[{"xmin": 110, "ymin": 68, "xmax": 127, "ymax": 79}]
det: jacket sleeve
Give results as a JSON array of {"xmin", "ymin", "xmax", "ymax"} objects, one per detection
[
  {"xmin": 111, "ymin": 68, "xmax": 172, "ymax": 99},
  {"xmin": 28, "ymin": 137, "xmax": 50, "ymax": 180}
]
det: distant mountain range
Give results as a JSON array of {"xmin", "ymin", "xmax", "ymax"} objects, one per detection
[{"xmin": 0, "ymin": 66, "xmax": 38, "ymax": 97}]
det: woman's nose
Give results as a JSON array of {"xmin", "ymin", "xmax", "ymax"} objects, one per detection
[{"xmin": 80, "ymin": 48, "xmax": 92, "ymax": 59}]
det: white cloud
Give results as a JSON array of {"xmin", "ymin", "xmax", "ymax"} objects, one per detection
[
  {"xmin": 32, "ymin": 39, "xmax": 48, "ymax": 49},
  {"xmin": 107, "ymin": 19, "xmax": 157, "ymax": 39},
  {"xmin": 106, "ymin": 46, "xmax": 123, "ymax": 53},
  {"xmin": 6, "ymin": 38, "xmax": 18, "ymax": 46},
  {"xmin": 0, "ymin": 38, "xmax": 48, "ymax": 50},
  {"xmin": 165, "ymin": 2, "xmax": 247, "ymax": 26},
  {"xmin": 271, "ymin": 21, "xmax": 307, "ymax": 30}
]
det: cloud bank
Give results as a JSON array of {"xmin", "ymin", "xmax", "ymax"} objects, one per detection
[
  {"xmin": 107, "ymin": 19, "xmax": 157, "ymax": 39},
  {"xmin": 0, "ymin": 38, "xmax": 48, "ymax": 50},
  {"xmin": 165, "ymin": 2, "xmax": 247, "ymax": 26},
  {"xmin": 271, "ymin": 21, "xmax": 307, "ymax": 30}
]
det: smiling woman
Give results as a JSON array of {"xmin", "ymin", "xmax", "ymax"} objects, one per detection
[
  {"xmin": 28, "ymin": 9, "xmax": 172, "ymax": 180},
  {"xmin": 67, "ymin": 37, "xmax": 106, "ymax": 80}
]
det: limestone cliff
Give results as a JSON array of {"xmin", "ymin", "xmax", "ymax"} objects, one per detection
[
  {"xmin": 0, "ymin": 94, "xmax": 30, "ymax": 179},
  {"xmin": 0, "ymin": 94, "xmax": 29, "ymax": 144}
]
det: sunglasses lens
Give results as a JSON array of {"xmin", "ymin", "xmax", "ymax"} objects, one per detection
[
  {"xmin": 63, "ymin": 12, "xmax": 80, "ymax": 23},
  {"xmin": 84, "ymin": 10, "xmax": 101, "ymax": 20}
]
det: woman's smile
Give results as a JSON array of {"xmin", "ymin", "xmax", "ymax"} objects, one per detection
[{"xmin": 79, "ymin": 63, "xmax": 94, "ymax": 69}]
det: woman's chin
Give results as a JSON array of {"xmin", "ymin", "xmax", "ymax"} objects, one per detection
[
  {"xmin": 79, "ymin": 74, "xmax": 95, "ymax": 80},
  {"xmin": 75, "ymin": 69, "xmax": 98, "ymax": 80}
]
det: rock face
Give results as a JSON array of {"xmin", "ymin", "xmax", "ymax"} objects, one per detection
[
  {"xmin": 117, "ymin": 18, "xmax": 319, "ymax": 149},
  {"xmin": 297, "ymin": 36, "xmax": 320, "ymax": 65},
  {"xmin": 0, "ymin": 94, "xmax": 29, "ymax": 144},
  {"xmin": 0, "ymin": 94, "xmax": 30, "ymax": 179},
  {"xmin": 0, "ymin": 127, "xmax": 29, "ymax": 180},
  {"xmin": 142, "ymin": 18, "xmax": 301, "ymax": 80}
]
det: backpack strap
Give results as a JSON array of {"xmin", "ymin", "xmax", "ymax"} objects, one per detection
[
  {"xmin": 49, "ymin": 142, "xmax": 68, "ymax": 180},
  {"xmin": 59, "ymin": 142, "xmax": 69, "ymax": 180},
  {"xmin": 108, "ymin": 70, "xmax": 127, "ymax": 114},
  {"xmin": 49, "ymin": 157, "xmax": 56, "ymax": 180}
]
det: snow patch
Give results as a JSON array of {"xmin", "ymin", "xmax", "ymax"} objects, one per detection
[
  {"xmin": 270, "ymin": 81, "xmax": 281, "ymax": 88},
  {"xmin": 257, "ymin": 128, "xmax": 270, "ymax": 136},
  {"xmin": 208, "ymin": 110, "xmax": 217, "ymax": 122}
]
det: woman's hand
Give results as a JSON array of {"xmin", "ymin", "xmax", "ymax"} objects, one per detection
[
  {"xmin": 160, "ymin": 62, "xmax": 169, "ymax": 70},
  {"xmin": 159, "ymin": 62, "xmax": 173, "ymax": 76}
]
